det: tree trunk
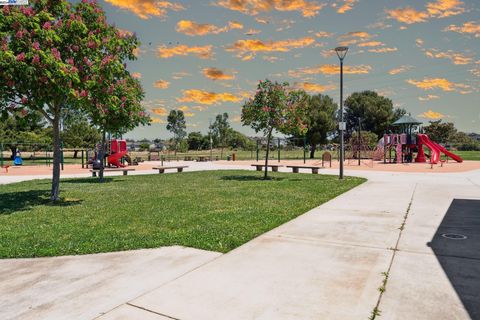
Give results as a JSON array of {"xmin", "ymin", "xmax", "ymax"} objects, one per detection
[
  {"xmin": 73, "ymin": 150, "xmax": 78, "ymax": 159},
  {"xmin": 310, "ymin": 144, "xmax": 316, "ymax": 159},
  {"xmin": 51, "ymin": 116, "xmax": 62, "ymax": 201},
  {"xmin": 10, "ymin": 146, "xmax": 16, "ymax": 160},
  {"xmin": 264, "ymin": 128, "xmax": 273, "ymax": 179},
  {"xmin": 99, "ymin": 130, "xmax": 106, "ymax": 182}
]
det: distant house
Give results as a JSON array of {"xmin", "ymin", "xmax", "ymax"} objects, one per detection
[
  {"xmin": 468, "ymin": 133, "xmax": 480, "ymax": 141},
  {"xmin": 126, "ymin": 140, "xmax": 166, "ymax": 152}
]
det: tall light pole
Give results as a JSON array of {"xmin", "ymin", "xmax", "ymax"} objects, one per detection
[{"xmin": 335, "ymin": 46, "xmax": 348, "ymax": 180}]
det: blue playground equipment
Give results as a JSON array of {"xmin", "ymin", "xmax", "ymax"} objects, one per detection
[{"xmin": 13, "ymin": 150, "xmax": 23, "ymax": 166}]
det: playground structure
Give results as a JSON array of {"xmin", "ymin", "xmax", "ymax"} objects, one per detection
[
  {"xmin": 107, "ymin": 139, "xmax": 128, "ymax": 168},
  {"xmin": 345, "ymin": 132, "xmax": 374, "ymax": 167},
  {"xmin": 373, "ymin": 115, "xmax": 463, "ymax": 165}
]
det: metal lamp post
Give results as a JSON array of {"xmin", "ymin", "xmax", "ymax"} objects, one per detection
[{"xmin": 335, "ymin": 46, "xmax": 348, "ymax": 179}]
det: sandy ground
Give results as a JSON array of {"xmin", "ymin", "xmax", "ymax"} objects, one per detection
[{"xmin": 1, "ymin": 159, "xmax": 479, "ymax": 177}]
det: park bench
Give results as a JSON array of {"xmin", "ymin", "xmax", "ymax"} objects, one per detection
[
  {"xmin": 90, "ymin": 168, "xmax": 135, "ymax": 177},
  {"xmin": 251, "ymin": 164, "xmax": 283, "ymax": 172},
  {"xmin": 287, "ymin": 165, "xmax": 323, "ymax": 174},
  {"xmin": 149, "ymin": 154, "xmax": 160, "ymax": 161},
  {"xmin": 152, "ymin": 166, "xmax": 188, "ymax": 173}
]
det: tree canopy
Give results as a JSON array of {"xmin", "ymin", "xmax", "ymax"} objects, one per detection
[
  {"xmin": 167, "ymin": 109, "xmax": 186, "ymax": 154},
  {"xmin": 0, "ymin": 0, "xmax": 148, "ymax": 199},
  {"xmin": 303, "ymin": 94, "xmax": 338, "ymax": 158},
  {"xmin": 344, "ymin": 91, "xmax": 396, "ymax": 138},
  {"xmin": 242, "ymin": 80, "xmax": 308, "ymax": 178}
]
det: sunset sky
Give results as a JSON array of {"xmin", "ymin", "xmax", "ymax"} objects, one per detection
[{"xmin": 98, "ymin": 0, "xmax": 479, "ymax": 139}]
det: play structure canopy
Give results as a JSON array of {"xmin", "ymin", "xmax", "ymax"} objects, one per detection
[{"xmin": 392, "ymin": 115, "xmax": 422, "ymax": 126}]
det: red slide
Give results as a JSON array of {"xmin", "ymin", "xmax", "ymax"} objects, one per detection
[
  {"xmin": 107, "ymin": 139, "xmax": 128, "ymax": 168},
  {"xmin": 418, "ymin": 134, "xmax": 463, "ymax": 164},
  {"xmin": 431, "ymin": 140, "xmax": 463, "ymax": 163},
  {"xmin": 418, "ymin": 134, "xmax": 440, "ymax": 164},
  {"xmin": 108, "ymin": 150, "xmax": 127, "ymax": 167}
]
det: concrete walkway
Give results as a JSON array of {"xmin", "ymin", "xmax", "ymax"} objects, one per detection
[{"xmin": 1, "ymin": 164, "xmax": 480, "ymax": 319}]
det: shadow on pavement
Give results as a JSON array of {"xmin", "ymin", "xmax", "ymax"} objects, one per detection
[{"xmin": 428, "ymin": 199, "xmax": 480, "ymax": 320}]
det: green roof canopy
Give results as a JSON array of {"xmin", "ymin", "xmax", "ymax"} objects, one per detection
[{"xmin": 392, "ymin": 114, "xmax": 422, "ymax": 126}]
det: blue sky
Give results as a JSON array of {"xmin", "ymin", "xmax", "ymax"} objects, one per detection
[{"xmin": 97, "ymin": 0, "xmax": 479, "ymax": 139}]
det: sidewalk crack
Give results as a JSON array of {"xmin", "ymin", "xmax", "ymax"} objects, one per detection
[{"xmin": 368, "ymin": 183, "xmax": 418, "ymax": 319}]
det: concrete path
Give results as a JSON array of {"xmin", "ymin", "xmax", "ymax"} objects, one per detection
[
  {"xmin": 2, "ymin": 164, "xmax": 480, "ymax": 319},
  {"xmin": 0, "ymin": 247, "xmax": 221, "ymax": 320}
]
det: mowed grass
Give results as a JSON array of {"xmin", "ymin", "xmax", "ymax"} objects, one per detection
[
  {"xmin": 0, "ymin": 171, "xmax": 364, "ymax": 258},
  {"xmin": 455, "ymin": 150, "xmax": 480, "ymax": 161}
]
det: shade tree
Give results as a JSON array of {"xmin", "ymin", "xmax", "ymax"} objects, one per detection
[
  {"xmin": 0, "ymin": 0, "xmax": 148, "ymax": 197},
  {"xmin": 242, "ymin": 80, "xmax": 309, "ymax": 178}
]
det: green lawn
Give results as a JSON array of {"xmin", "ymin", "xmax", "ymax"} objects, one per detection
[
  {"xmin": 0, "ymin": 170, "xmax": 364, "ymax": 258},
  {"xmin": 455, "ymin": 150, "xmax": 480, "ymax": 161}
]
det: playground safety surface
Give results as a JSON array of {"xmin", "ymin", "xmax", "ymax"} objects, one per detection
[{"xmin": 2, "ymin": 159, "xmax": 480, "ymax": 176}]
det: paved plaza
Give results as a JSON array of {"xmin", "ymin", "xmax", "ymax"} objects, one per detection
[{"xmin": 1, "ymin": 162, "xmax": 479, "ymax": 319}]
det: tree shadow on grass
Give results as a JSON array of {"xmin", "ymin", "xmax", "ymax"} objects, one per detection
[
  {"xmin": 220, "ymin": 175, "xmax": 288, "ymax": 182},
  {"xmin": 61, "ymin": 177, "xmax": 117, "ymax": 184},
  {"xmin": 0, "ymin": 190, "xmax": 82, "ymax": 215}
]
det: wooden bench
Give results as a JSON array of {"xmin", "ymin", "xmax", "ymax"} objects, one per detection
[
  {"xmin": 90, "ymin": 168, "xmax": 135, "ymax": 177},
  {"xmin": 149, "ymin": 155, "xmax": 160, "ymax": 161},
  {"xmin": 251, "ymin": 164, "xmax": 283, "ymax": 172},
  {"xmin": 152, "ymin": 166, "xmax": 188, "ymax": 173},
  {"xmin": 287, "ymin": 165, "xmax": 323, "ymax": 174}
]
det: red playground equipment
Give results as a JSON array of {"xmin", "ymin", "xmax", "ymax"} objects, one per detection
[
  {"xmin": 108, "ymin": 139, "xmax": 128, "ymax": 168},
  {"xmin": 374, "ymin": 115, "xmax": 463, "ymax": 165}
]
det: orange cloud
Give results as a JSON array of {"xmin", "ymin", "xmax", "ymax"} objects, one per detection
[
  {"xmin": 424, "ymin": 49, "xmax": 473, "ymax": 65},
  {"xmin": 386, "ymin": 0, "xmax": 465, "ymax": 25},
  {"xmin": 151, "ymin": 117, "xmax": 167, "ymax": 124},
  {"xmin": 289, "ymin": 64, "xmax": 372, "ymax": 77},
  {"xmin": 388, "ymin": 65, "xmax": 411, "ymax": 75},
  {"xmin": 192, "ymin": 106, "xmax": 208, "ymax": 111},
  {"xmin": 226, "ymin": 37, "xmax": 315, "ymax": 59},
  {"xmin": 418, "ymin": 109, "xmax": 446, "ymax": 120},
  {"xmin": 132, "ymin": 72, "xmax": 142, "ymax": 79},
  {"xmin": 202, "ymin": 67, "xmax": 235, "ymax": 80},
  {"xmin": 294, "ymin": 82, "xmax": 336, "ymax": 93},
  {"xmin": 336, "ymin": 0, "xmax": 358, "ymax": 14},
  {"xmin": 215, "ymin": 0, "xmax": 325, "ymax": 18},
  {"xmin": 104, "ymin": 0, "xmax": 184, "ymax": 19},
  {"xmin": 153, "ymin": 80, "xmax": 170, "ymax": 89},
  {"xmin": 425, "ymin": 0, "xmax": 464, "ymax": 17},
  {"xmin": 151, "ymin": 107, "xmax": 168, "ymax": 116},
  {"xmin": 337, "ymin": 31, "xmax": 372, "ymax": 46},
  {"xmin": 172, "ymin": 71, "xmax": 192, "ymax": 79},
  {"xmin": 315, "ymin": 31, "xmax": 334, "ymax": 38},
  {"xmin": 358, "ymin": 41, "xmax": 384, "ymax": 47},
  {"xmin": 245, "ymin": 28, "xmax": 262, "ymax": 35},
  {"xmin": 444, "ymin": 21, "xmax": 480, "ymax": 38},
  {"xmin": 177, "ymin": 89, "xmax": 242, "ymax": 105},
  {"xmin": 368, "ymin": 47, "xmax": 398, "ymax": 53},
  {"xmin": 386, "ymin": 7, "xmax": 429, "ymax": 24},
  {"xmin": 157, "ymin": 44, "xmax": 214, "ymax": 59},
  {"xmin": 418, "ymin": 94, "xmax": 440, "ymax": 101},
  {"xmin": 407, "ymin": 78, "xmax": 470, "ymax": 92},
  {"xmin": 176, "ymin": 20, "xmax": 243, "ymax": 36},
  {"xmin": 416, "ymin": 38, "xmax": 424, "ymax": 47}
]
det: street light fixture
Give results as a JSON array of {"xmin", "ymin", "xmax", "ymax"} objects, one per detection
[{"xmin": 335, "ymin": 46, "xmax": 348, "ymax": 179}]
